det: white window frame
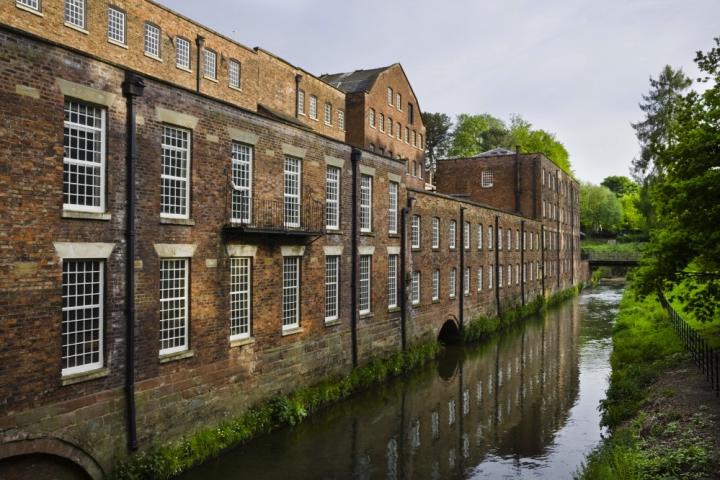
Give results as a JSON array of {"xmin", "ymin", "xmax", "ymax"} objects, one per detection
[
  {"xmin": 387, "ymin": 87, "xmax": 393, "ymax": 105},
  {"xmin": 488, "ymin": 266, "xmax": 494, "ymax": 289},
  {"xmin": 498, "ymin": 264, "xmax": 503, "ymax": 289},
  {"xmin": 309, "ymin": 95, "xmax": 318, "ymax": 120},
  {"xmin": 396, "ymin": 92, "xmax": 402, "ymax": 110},
  {"xmin": 411, "ymin": 215, "xmax": 421, "ymax": 249},
  {"xmin": 388, "ymin": 181, "xmax": 398, "ymax": 234},
  {"xmin": 203, "ymin": 49, "xmax": 217, "ymax": 80},
  {"xmin": 324, "ymin": 255, "xmax": 340, "ymax": 322},
  {"xmin": 161, "ymin": 125, "xmax": 192, "ymax": 219},
  {"xmin": 65, "ymin": 0, "xmax": 85, "ymax": 30},
  {"xmin": 432, "ymin": 270, "xmax": 440, "ymax": 301},
  {"xmin": 507, "ymin": 229, "xmax": 512, "ymax": 251},
  {"xmin": 516, "ymin": 230, "xmax": 521, "ymax": 250},
  {"xmin": 284, "ymin": 156, "xmax": 302, "ymax": 228},
  {"xmin": 360, "ymin": 174, "xmax": 372, "ymax": 232},
  {"xmin": 175, "ymin": 37, "xmax": 191, "ymax": 70},
  {"xmin": 449, "ymin": 221, "xmax": 456, "ymax": 250},
  {"xmin": 324, "ymin": 102, "xmax": 332, "ymax": 126},
  {"xmin": 464, "ymin": 267, "xmax": 470, "ymax": 295},
  {"xmin": 17, "ymin": 0, "xmax": 40, "ymax": 12},
  {"xmin": 228, "ymin": 59, "xmax": 241, "ymax": 89},
  {"xmin": 297, "ymin": 89, "xmax": 305, "ymax": 115},
  {"xmin": 359, "ymin": 255, "xmax": 372, "ymax": 314},
  {"xmin": 282, "ymin": 256, "xmax": 301, "ymax": 330},
  {"xmin": 230, "ymin": 257, "xmax": 251, "ymax": 340},
  {"xmin": 498, "ymin": 227, "xmax": 503, "ymax": 250},
  {"xmin": 338, "ymin": 109, "xmax": 345, "ymax": 130},
  {"xmin": 464, "ymin": 222, "xmax": 470, "ymax": 250},
  {"xmin": 144, "ymin": 22, "xmax": 161, "ymax": 59},
  {"xmin": 481, "ymin": 170, "xmax": 494, "ymax": 188},
  {"xmin": 449, "ymin": 268, "xmax": 457, "ymax": 298},
  {"xmin": 61, "ymin": 259, "xmax": 104, "ymax": 376},
  {"xmin": 411, "ymin": 271, "xmax": 421, "ymax": 305},
  {"xmin": 388, "ymin": 254, "xmax": 399, "ymax": 308},
  {"xmin": 432, "ymin": 217, "xmax": 440, "ymax": 249},
  {"xmin": 516, "ymin": 264, "xmax": 520, "ymax": 285},
  {"xmin": 159, "ymin": 258, "xmax": 189, "ymax": 356},
  {"xmin": 107, "ymin": 7, "xmax": 126, "ymax": 45},
  {"xmin": 325, "ymin": 166, "xmax": 340, "ymax": 230},
  {"xmin": 488, "ymin": 226, "xmax": 493, "ymax": 250},
  {"xmin": 231, "ymin": 142, "xmax": 253, "ymax": 224},
  {"xmin": 477, "ymin": 267, "xmax": 483, "ymax": 291},
  {"xmin": 379, "ymin": 113, "xmax": 385, "ymax": 133},
  {"xmin": 369, "ymin": 108, "xmax": 376, "ymax": 128},
  {"xmin": 477, "ymin": 224, "xmax": 483, "ymax": 250},
  {"xmin": 507, "ymin": 264, "xmax": 512, "ymax": 286}
]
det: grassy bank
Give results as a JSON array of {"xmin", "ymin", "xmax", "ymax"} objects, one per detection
[
  {"xmin": 580, "ymin": 240, "xmax": 647, "ymax": 254},
  {"xmin": 111, "ymin": 342, "xmax": 440, "ymax": 480},
  {"xmin": 575, "ymin": 286, "xmax": 718, "ymax": 480}
]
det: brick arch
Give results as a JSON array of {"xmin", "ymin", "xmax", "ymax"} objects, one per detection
[
  {"xmin": 0, "ymin": 436, "xmax": 104, "ymax": 480},
  {"xmin": 437, "ymin": 315, "xmax": 462, "ymax": 344}
]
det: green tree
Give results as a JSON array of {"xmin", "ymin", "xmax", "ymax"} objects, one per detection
[
  {"xmin": 421, "ymin": 112, "xmax": 453, "ymax": 172},
  {"xmin": 505, "ymin": 115, "xmax": 572, "ymax": 174},
  {"xmin": 579, "ymin": 182, "xmax": 623, "ymax": 234},
  {"xmin": 601, "ymin": 175, "xmax": 639, "ymax": 197},
  {"xmin": 619, "ymin": 192, "xmax": 645, "ymax": 231},
  {"xmin": 447, "ymin": 113, "xmax": 508, "ymax": 157}
]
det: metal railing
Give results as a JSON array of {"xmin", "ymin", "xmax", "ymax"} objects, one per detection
[
  {"xmin": 658, "ymin": 291, "xmax": 719, "ymax": 397},
  {"xmin": 227, "ymin": 192, "xmax": 325, "ymax": 234},
  {"xmin": 581, "ymin": 251, "xmax": 642, "ymax": 262}
]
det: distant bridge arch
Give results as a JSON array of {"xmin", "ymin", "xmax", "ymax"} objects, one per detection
[
  {"xmin": 437, "ymin": 317, "xmax": 462, "ymax": 345},
  {"xmin": 582, "ymin": 251, "xmax": 640, "ymax": 267}
]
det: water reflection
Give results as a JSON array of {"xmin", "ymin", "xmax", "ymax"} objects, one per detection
[{"xmin": 179, "ymin": 283, "xmax": 621, "ymax": 480}]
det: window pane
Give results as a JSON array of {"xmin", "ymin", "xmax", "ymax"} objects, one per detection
[
  {"xmin": 144, "ymin": 23, "xmax": 160, "ymax": 57},
  {"xmin": 325, "ymin": 256, "xmax": 339, "ymax": 321},
  {"xmin": 230, "ymin": 258, "xmax": 251, "ymax": 339},
  {"xmin": 63, "ymin": 100, "xmax": 105, "ymax": 211},
  {"xmin": 160, "ymin": 259, "xmax": 188, "ymax": 354},
  {"xmin": 284, "ymin": 156, "xmax": 301, "ymax": 227},
  {"xmin": 161, "ymin": 126, "xmax": 191, "ymax": 217},
  {"xmin": 231, "ymin": 143, "xmax": 252, "ymax": 223},
  {"xmin": 325, "ymin": 166, "xmax": 340, "ymax": 229},
  {"xmin": 107, "ymin": 8, "xmax": 125, "ymax": 44},
  {"xmin": 282, "ymin": 257, "xmax": 300, "ymax": 329},
  {"xmin": 62, "ymin": 260, "xmax": 103, "ymax": 375},
  {"xmin": 65, "ymin": 0, "xmax": 85, "ymax": 28}
]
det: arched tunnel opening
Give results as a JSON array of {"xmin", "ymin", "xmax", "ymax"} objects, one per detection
[
  {"xmin": 437, "ymin": 318, "xmax": 462, "ymax": 345},
  {"xmin": 0, "ymin": 453, "xmax": 91, "ymax": 480}
]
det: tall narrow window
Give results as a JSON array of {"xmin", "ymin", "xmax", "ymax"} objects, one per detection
[
  {"xmin": 369, "ymin": 108, "xmax": 376, "ymax": 128},
  {"xmin": 65, "ymin": 0, "xmax": 85, "ymax": 29},
  {"xmin": 17, "ymin": 0, "xmax": 40, "ymax": 12},
  {"xmin": 324, "ymin": 103, "xmax": 332, "ymax": 126},
  {"xmin": 432, "ymin": 217, "xmax": 440, "ymax": 248},
  {"xmin": 229, "ymin": 60, "xmax": 241, "ymax": 89},
  {"xmin": 432, "ymin": 270, "xmax": 440, "ymax": 300},
  {"xmin": 309, "ymin": 95, "xmax": 318, "ymax": 120},
  {"xmin": 408, "ymin": 103, "xmax": 414, "ymax": 124},
  {"xmin": 516, "ymin": 264, "xmax": 520, "ymax": 285},
  {"xmin": 388, "ymin": 254, "xmax": 399, "ymax": 308},
  {"xmin": 498, "ymin": 264, "xmax": 503, "ymax": 288},
  {"xmin": 396, "ymin": 92, "xmax": 402, "ymax": 110},
  {"xmin": 284, "ymin": 156, "xmax": 301, "ymax": 228},
  {"xmin": 507, "ymin": 229, "xmax": 511, "ymax": 251},
  {"xmin": 297, "ymin": 89, "xmax": 305, "ymax": 115},
  {"xmin": 338, "ymin": 110, "xmax": 345, "ymax": 130},
  {"xmin": 387, "ymin": 87, "xmax": 393, "ymax": 105},
  {"xmin": 488, "ymin": 226, "xmax": 493, "ymax": 250},
  {"xmin": 464, "ymin": 222, "xmax": 470, "ymax": 250},
  {"xmin": 517, "ymin": 230, "xmax": 521, "ymax": 250},
  {"xmin": 176, "ymin": 37, "xmax": 191, "ymax": 70},
  {"xmin": 488, "ymin": 265, "xmax": 494, "ymax": 289},
  {"xmin": 449, "ymin": 221, "xmax": 456, "ymax": 250},
  {"xmin": 360, "ymin": 174, "xmax": 372, "ymax": 232},
  {"xmin": 388, "ymin": 181, "xmax": 398, "ymax": 234},
  {"xmin": 62, "ymin": 259, "xmax": 103, "ymax": 375},
  {"xmin": 282, "ymin": 257, "xmax": 300, "ymax": 330},
  {"xmin": 325, "ymin": 166, "xmax": 340, "ymax": 230},
  {"xmin": 498, "ymin": 227, "xmax": 503, "ymax": 250},
  {"xmin": 63, "ymin": 100, "xmax": 106, "ymax": 212},
  {"xmin": 231, "ymin": 142, "xmax": 252, "ymax": 223},
  {"xmin": 388, "ymin": 118, "xmax": 393, "ymax": 136},
  {"xmin": 404, "ymin": 127, "xmax": 409, "ymax": 143},
  {"xmin": 464, "ymin": 267, "xmax": 470, "ymax": 295},
  {"xmin": 449, "ymin": 269, "xmax": 457, "ymax": 298},
  {"xmin": 477, "ymin": 267, "xmax": 483, "ymax": 291},
  {"xmin": 359, "ymin": 255, "xmax": 371, "ymax": 314},
  {"xmin": 161, "ymin": 126, "xmax": 191, "ymax": 218},
  {"xmin": 523, "ymin": 231, "xmax": 527, "ymax": 251},
  {"xmin": 507, "ymin": 265, "xmax": 512, "ymax": 286},
  {"xmin": 411, "ymin": 271, "xmax": 421, "ymax": 305},
  {"xmin": 230, "ymin": 257, "xmax": 251, "ymax": 340},
  {"xmin": 144, "ymin": 23, "xmax": 161, "ymax": 58},
  {"xmin": 107, "ymin": 7, "xmax": 126, "ymax": 45},
  {"xmin": 325, "ymin": 256, "xmax": 340, "ymax": 322},
  {"xmin": 379, "ymin": 113, "xmax": 385, "ymax": 133},
  {"xmin": 477, "ymin": 224, "xmax": 483, "ymax": 250},
  {"xmin": 411, "ymin": 215, "xmax": 421, "ymax": 248},
  {"xmin": 203, "ymin": 49, "xmax": 217, "ymax": 79},
  {"xmin": 160, "ymin": 259, "xmax": 188, "ymax": 355}
]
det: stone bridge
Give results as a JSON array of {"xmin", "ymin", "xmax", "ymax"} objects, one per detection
[{"xmin": 582, "ymin": 251, "xmax": 641, "ymax": 267}]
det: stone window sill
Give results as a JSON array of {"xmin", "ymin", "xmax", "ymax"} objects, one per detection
[
  {"xmin": 229, "ymin": 85, "xmax": 242, "ymax": 93},
  {"xmin": 324, "ymin": 319, "xmax": 341, "ymax": 327},
  {"xmin": 159, "ymin": 349, "xmax": 194, "ymax": 363},
  {"xmin": 326, "ymin": 229, "xmax": 343, "ymax": 235},
  {"xmin": 230, "ymin": 336, "xmax": 255, "ymax": 348},
  {"xmin": 359, "ymin": 312, "xmax": 374, "ymax": 320},
  {"xmin": 282, "ymin": 327, "xmax": 303, "ymax": 337},
  {"xmin": 16, "ymin": 4, "xmax": 43, "ymax": 16},
  {"xmin": 432, "ymin": 299, "xmax": 440, "ymax": 304},
  {"xmin": 62, "ymin": 367, "xmax": 109, "ymax": 386},
  {"xmin": 160, "ymin": 217, "xmax": 195, "ymax": 226},
  {"xmin": 388, "ymin": 233, "xmax": 400, "ymax": 239},
  {"xmin": 108, "ymin": 39, "xmax": 128, "ymax": 49},
  {"xmin": 177, "ymin": 65, "xmax": 192, "ymax": 74},
  {"xmin": 145, "ymin": 52, "xmax": 163, "ymax": 63},
  {"xmin": 64, "ymin": 22, "xmax": 88, "ymax": 35},
  {"xmin": 387, "ymin": 307, "xmax": 401, "ymax": 313},
  {"xmin": 203, "ymin": 75, "xmax": 219, "ymax": 83},
  {"xmin": 62, "ymin": 210, "xmax": 112, "ymax": 221},
  {"xmin": 360, "ymin": 231, "xmax": 375, "ymax": 237}
]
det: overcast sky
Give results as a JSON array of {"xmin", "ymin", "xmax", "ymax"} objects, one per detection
[{"xmin": 160, "ymin": 0, "xmax": 719, "ymax": 183}]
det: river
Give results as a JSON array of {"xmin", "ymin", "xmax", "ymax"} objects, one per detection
[{"xmin": 179, "ymin": 283, "xmax": 623, "ymax": 480}]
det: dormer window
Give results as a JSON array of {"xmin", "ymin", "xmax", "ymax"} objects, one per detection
[{"xmin": 481, "ymin": 170, "xmax": 494, "ymax": 188}]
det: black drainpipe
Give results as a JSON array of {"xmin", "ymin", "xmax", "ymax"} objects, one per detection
[
  {"xmin": 494, "ymin": 215, "xmax": 500, "ymax": 316},
  {"xmin": 122, "ymin": 71, "xmax": 144, "ymax": 451},
  {"xmin": 195, "ymin": 35, "xmax": 205, "ymax": 93},
  {"xmin": 350, "ymin": 148, "xmax": 361, "ymax": 367},
  {"xmin": 459, "ymin": 206, "xmax": 466, "ymax": 330},
  {"xmin": 520, "ymin": 220, "xmax": 525, "ymax": 306},
  {"xmin": 532, "ymin": 158, "xmax": 538, "ymax": 219},
  {"xmin": 294, "ymin": 74, "xmax": 302, "ymax": 118},
  {"xmin": 514, "ymin": 146, "xmax": 521, "ymax": 213},
  {"xmin": 541, "ymin": 224, "xmax": 546, "ymax": 296},
  {"xmin": 400, "ymin": 196, "xmax": 413, "ymax": 351}
]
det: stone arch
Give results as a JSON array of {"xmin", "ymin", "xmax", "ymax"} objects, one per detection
[
  {"xmin": 437, "ymin": 316, "xmax": 462, "ymax": 345},
  {"xmin": 0, "ymin": 436, "xmax": 103, "ymax": 480}
]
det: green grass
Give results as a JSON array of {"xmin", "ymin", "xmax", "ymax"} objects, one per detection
[
  {"xmin": 581, "ymin": 240, "xmax": 647, "ymax": 254},
  {"xmin": 667, "ymin": 281, "xmax": 720, "ymax": 349}
]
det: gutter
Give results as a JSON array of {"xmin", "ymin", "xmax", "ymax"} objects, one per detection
[
  {"xmin": 195, "ymin": 35, "xmax": 204, "ymax": 93},
  {"xmin": 400, "ymin": 196, "xmax": 414, "ymax": 350},
  {"xmin": 350, "ymin": 148, "xmax": 361, "ymax": 367}
]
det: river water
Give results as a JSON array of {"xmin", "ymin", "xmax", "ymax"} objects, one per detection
[{"xmin": 180, "ymin": 283, "xmax": 622, "ymax": 480}]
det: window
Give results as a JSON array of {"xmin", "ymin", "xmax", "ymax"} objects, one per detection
[
  {"xmin": 359, "ymin": 255, "xmax": 371, "ymax": 314},
  {"xmin": 369, "ymin": 108, "xmax": 375, "ymax": 128},
  {"xmin": 63, "ymin": 100, "xmax": 106, "ymax": 212},
  {"xmin": 481, "ymin": 170, "xmax": 494, "ymax": 188},
  {"xmin": 230, "ymin": 257, "xmax": 251, "ymax": 340},
  {"xmin": 419, "ymin": 134, "xmax": 424, "ymax": 149},
  {"xmin": 477, "ymin": 267, "xmax": 483, "ymax": 291},
  {"xmin": 498, "ymin": 227, "xmax": 503, "ymax": 250},
  {"xmin": 17, "ymin": 0, "xmax": 40, "ymax": 12},
  {"xmin": 379, "ymin": 113, "xmax": 386, "ymax": 132},
  {"xmin": 507, "ymin": 229, "xmax": 511, "ymax": 251},
  {"xmin": 537, "ymin": 261, "xmax": 541, "ymax": 280},
  {"xmin": 159, "ymin": 259, "xmax": 188, "ymax": 355},
  {"xmin": 338, "ymin": 110, "xmax": 345, "ymax": 130},
  {"xmin": 325, "ymin": 256, "xmax": 340, "ymax": 322},
  {"xmin": 449, "ymin": 220, "xmax": 456, "ymax": 249},
  {"xmin": 464, "ymin": 267, "xmax": 470, "ymax": 295},
  {"xmin": 411, "ymin": 215, "xmax": 421, "ymax": 248},
  {"xmin": 523, "ymin": 231, "xmax": 527, "ymax": 251},
  {"xmin": 297, "ymin": 89, "xmax": 305, "ymax": 115},
  {"xmin": 284, "ymin": 156, "xmax": 301, "ymax": 228},
  {"xmin": 325, "ymin": 166, "xmax": 340, "ymax": 230},
  {"xmin": 309, "ymin": 95, "xmax": 318, "ymax": 120},
  {"xmin": 404, "ymin": 127, "xmax": 409, "ymax": 143},
  {"xmin": 388, "ymin": 182, "xmax": 398, "ymax": 234},
  {"xmin": 144, "ymin": 23, "xmax": 161, "ymax": 58},
  {"xmin": 396, "ymin": 122, "xmax": 401, "ymax": 139},
  {"xmin": 412, "ymin": 130, "xmax": 417, "ymax": 147},
  {"xmin": 176, "ymin": 37, "xmax": 191, "ymax": 70},
  {"xmin": 161, "ymin": 126, "xmax": 191, "ymax": 218},
  {"xmin": 282, "ymin": 257, "xmax": 300, "ymax": 330},
  {"xmin": 432, "ymin": 217, "xmax": 440, "ymax": 248},
  {"xmin": 396, "ymin": 92, "xmax": 402, "ymax": 110},
  {"xmin": 464, "ymin": 222, "xmax": 470, "ymax": 250},
  {"xmin": 523, "ymin": 263, "xmax": 527, "ymax": 283},
  {"xmin": 107, "ymin": 7, "xmax": 126, "ymax": 45},
  {"xmin": 388, "ymin": 118, "xmax": 393, "ymax": 136},
  {"xmin": 65, "ymin": 0, "xmax": 85, "ymax": 29},
  {"xmin": 516, "ymin": 264, "xmax": 520, "ymax": 285},
  {"xmin": 62, "ymin": 259, "xmax": 103, "ymax": 375},
  {"xmin": 488, "ymin": 226, "xmax": 493, "ymax": 250},
  {"xmin": 477, "ymin": 224, "xmax": 483, "ymax": 250},
  {"xmin": 411, "ymin": 271, "xmax": 420, "ymax": 305},
  {"xmin": 324, "ymin": 103, "xmax": 332, "ymax": 126},
  {"xmin": 229, "ymin": 60, "xmax": 241, "ymax": 89},
  {"xmin": 231, "ymin": 142, "xmax": 252, "ymax": 223},
  {"xmin": 388, "ymin": 254, "xmax": 399, "ymax": 308},
  {"xmin": 498, "ymin": 265, "xmax": 503, "ymax": 288},
  {"xmin": 408, "ymin": 103, "xmax": 414, "ymax": 124},
  {"xmin": 203, "ymin": 49, "xmax": 217, "ymax": 79},
  {"xmin": 387, "ymin": 87, "xmax": 393, "ymax": 105},
  {"xmin": 449, "ymin": 269, "xmax": 456, "ymax": 298},
  {"xmin": 507, "ymin": 265, "xmax": 512, "ymax": 286},
  {"xmin": 516, "ymin": 230, "xmax": 520, "ymax": 250},
  {"xmin": 360, "ymin": 174, "xmax": 372, "ymax": 232},
  {"xmin": 432, "ymin": 270, "xmax": 440, "ymax": 301},
  {"xmin": 488, "ymin": 265, "xmax": 493, "ymax": 289}
]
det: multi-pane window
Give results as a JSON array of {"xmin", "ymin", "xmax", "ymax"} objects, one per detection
[
  {"xmin": 324, "ymin": 103, "xmax": 332, "ymax": 126},
  {"xmin": 309, "ymin": 95, "xmax": 318, "ymax": 120},
  {"xmin": 412, "ymin": 130, "xmax": 417, "ymax": 147},
  {"xmin": 477, "ymin": 224, "xmax": 483, "ymax": 250},
  {"xmin": 449, "ymin": 221, "xmax": 457, "ymax": 249},
  {"xmin": 477, "ymin": 267, "xmax": 483, "ymax": 291},
  {"xmin": 297, "ymin": 89, "xmax": 305, "ymax": 115},
  {"xmin": 388, "ymin": 181, "xmax": 398, "ymax": 234},
  {"xmin": 411, "ymin": 215, "xmax": 421, "ymax": 248},
  {"xmin": 369, "ymin": 108, "xmax": 375, "ymax": 127},
  {"xmin": 282, "ymin": 257, "xmax": 300, "ymax": 330},
  {"xmin": 379, "ymin": 113, "xmax": 385, "ymax": 132},
  {"xmin": 360, "ymin": 174, "xmax": 372, "ymax": 232},
  {"xmin": 359, "ymin": 255, "xmax": 371, "ymax": 314},
  {"xmin": 388, "ymin": 118, "xmax": 393, "ymax": 136},
  {"xmin": 17, "ymin": 0, "xmax": 40, "ymax": 12},
  {"xmin": 325, "ymin": 256, "xmax": 340, "ymax": 322},
  {"xmin": 516, "ymin": 229, "xmax": 521, "ymax": 250},
  {"xmin": 464, "ymin": 267, "xmax": 470, "ymax": 295},
  {"xmin": 464, "ymin": 222, "xmax": 470, "ymax": 250},
  {"xmin": 62, "ymin": 260, "xmax": 103, "ymax": 375},
  {"xmin": 488, "ymin": 265, "xmax": 493, "ymax": 289},
  {"xmin": 176, "ymin": 37, "xmax": 191, "ymax": 70},
  {"xmin": 488, "ymin": 226, "xmax": 494, "ymax": 250},
  {"xmin": 404, "ymin": 127, "xmax": 409, "ymax": 143},
  {"xmin": 388, "ymin": 254, "xmax": 399, "ymax": 308},
  {"xmin": 284, "ymin": 156, "xmax": 301, "ymax": 228},
  {"xmin": 507, "ymin": 265, "xmax": 512, "ymax": 286},
  {"xmin": 387, "ymin": 87, "xmax": 393, "ymax": 105},
  {"xmin": 63, "ymin": 100, "xmax": 106, "ymax": 212},
  {"xmin": 159, "ymin": 259, "xmax": 188, "ymax": 355},
  {"xmin": 498, "ymin": 264, "xmax": 503, "ymax": 288},
  {"xmin": 338, "ymin": 110, "xmax": 345, "ymax": 130},
  {"xmin": 507, "ymin": 229, "xmax": 512, "ymax": 251},
  {"xmin": 481, "ymin": 170, "xmax": 494, "ymax": 188},
  {"xmin": 516, "ymin": 264, "xmax": 520, "ymax": 285},
  {"xmin": 396, "ymin": 92, "xmax": 402, "ymax": 110},
  {"xmin": 230, "ymin": 257, "xmax": 251, "ymax": 340},
  {"xmin": 231, "ymin": 142, "xmax": 252, "ymax": 223},
  {"xmin": 161, "ymin": 126, "xmax": 191, "ymax": 218},
  {"xmin": 107, "ymin": 7, "xmax": 126, "ymax": 44},
  {"xmin": 449, "ymin": 269, "xmax": 457, "ymax": 298},
  {"xmin": 204, "ymin": 49, "xmax": 217, "ymax": 79},
  {"xmin": 325, "ymin": 166, "xmax": 340, "ymax": 230},
  {"xmin": 432, "ymin": 270, "xmax": 440, "ymax": 300},
  {"xmin": 432, "ymin": 217, "xmax": 440, "ymax": 248},
  {"xmin": 411, "ymin": 271, "xmax": 421, "ymax": 305},
  {"xmin": 229, "ymin": 60, "xmax": 241, "ymax": 89},
  {"xmin": 144, "ymin": 23, "xmax": 161, "ymax": 58},
  {"xmin": 498, "ymin": 227, "xmax": 503, "ymax": 250},
  {"xmin": 396, "ymin": 122, "xmax": 401, "ymax": 139},
  {"xmin": 65, "ymin": 0, "xmax": 85, "ymax": 29}
]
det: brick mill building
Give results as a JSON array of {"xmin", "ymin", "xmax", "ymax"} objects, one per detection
[{"xmin": 0, "ymin": 0, "xmax": 584, "ymax": 477}]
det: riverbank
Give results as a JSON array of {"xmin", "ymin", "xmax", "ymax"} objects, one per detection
[{"xmin": 576, "ymin": 286, "xmax": 720, "ymax": 479}]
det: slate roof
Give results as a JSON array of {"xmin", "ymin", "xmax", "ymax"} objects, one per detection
[{"xmin": 320, "ymin": 66, "xmax": 391, "ymax": 93}]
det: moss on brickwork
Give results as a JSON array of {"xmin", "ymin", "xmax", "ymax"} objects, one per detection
[{"xmin": 110, "ymin": 341, "xmax": 441, "ymax": 480}]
